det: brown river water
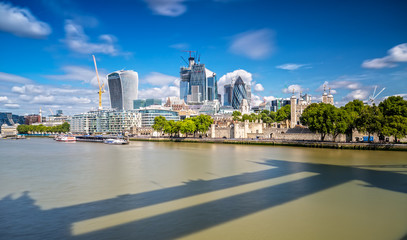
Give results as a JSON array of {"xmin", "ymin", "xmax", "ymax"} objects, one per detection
[{"xmin": 0, "ymin": 138, "xmax": 406, "ymax": 240}]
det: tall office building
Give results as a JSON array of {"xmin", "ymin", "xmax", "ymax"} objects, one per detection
[
  {"xmin": 223, "ymin": 84, "xmax": 233, "ymax": 106},
  {"xmin": 231, "ymin": 77, "xmax": 248, "ymax": 109},
  {"xmin": 179, "ymin": 55, "xmax": 218, "ymax": 104},
  {"xmin": 108, "ymin": 70, "xmax": 138, "ymax": 111}
]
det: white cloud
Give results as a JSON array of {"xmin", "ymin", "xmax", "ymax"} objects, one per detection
[
  {"xmin": 343, "ymin": 89, "xmax": 370, "ymax": 101},
  {"xmin": 0, "ymin": 72, "xmax": 32, "ymax": 84},
  {"xmin": 362, "ymin": 57, "xmax": 396, "ymax": 69},
  {"xmin": 229, "ymin": 29, "xmax": 274, "ymax": 60},
  {"xmin": 362, "ymin": 43, "xmax": 407, "ymax": 69},
  {"xmin": 263, "ymin": 96, "xmax": 276, "ymax": 102},
  {"xmin": 144, "ymin": 0, "xmax": 187, "ymax": 17},
  {"xmin": 46, "ymin": 65, "xmax": 107, "ymax": 87},
  {"xmin": 254, "ymin": 83, "xmax": 264, "ymax": 92},
  {"xmin": 0, "ymin": 96, "xmax": 8, "ymax": 102},
  {"xmin": 251, "ymin": 93, "xmax": 263, "ymax": 106},
  {"xmin": 0, "ymin": 2, "xmax": 51, "ymax": 38},
  {"xmin": 276, "ymin": 63, "xmax": 307, "ymax": 71},
  {"xmin": 138, "ymin": 86, "xmax": 180, "ymax": 100},
  {"xmin": 218, "ymin": 69, "xmax": 252, "ymax": 95},
  {"xmin": 32, "ymin": 95, "xmax": 55, "ymax": 104},
  {"xmin": 282, "ymin": 84, "xmax": 304, "ymax": 94},
  {"xmin": 143, "ymin": 72, "xmax": 179, "ymax": 86},
  {"xmin": 4, "ymin": 103, "xmax": 20, "ymax": 109},
  {"xmin": 11, "ymin": 85, "xmax": 44, "ymax": 94},
  {"xmin": 63, "ymin": 20, "xmax": 121, "ymax": 55}
]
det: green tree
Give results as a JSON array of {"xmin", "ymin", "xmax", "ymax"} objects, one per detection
[
  {"xmin": 179, "ymin": 119, "xmax": 196, "ymax": 136},
  {"xmin": 356, "ymin": 105, "xmax": 383, "ymax": 142},
  {"xmin": 379, "ymin": 96, "xmax": 407, "ymax": 141},
  {"xmin": 301, "ymin": 103, "xmax": 336, "ymax": 141},
  {"xmin": 331, "ymin": 107, "xmax": 351, "ymax": 142},
  {"xmin": 193, "ymin": 114, "xmax": 214, "ymax": 136},
  {"xmin": 152, "ymin": 116, "xmax": 168, "ymax": 132},
  {"xmin": 232, "ymin": 111, "xmax": 242, "ymax": 121},
  {"xmin": 343, "ymin": 99, "xmax": 365, "ymax": 140},
  {"xmin": 276, "ymin": 105, "xmax": 290, "ymax": 122}
]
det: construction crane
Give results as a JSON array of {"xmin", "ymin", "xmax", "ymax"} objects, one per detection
[
  {"xmin": 49, "ymin": 108, "xmax": 54, "ymax": 116},
  {"xmin": 92, "ymin": 55, "xmax": 105, "ymax": 110},
  {"xmin": 368, "ymin": 86, "xmax": 385, "ymax": 105}
]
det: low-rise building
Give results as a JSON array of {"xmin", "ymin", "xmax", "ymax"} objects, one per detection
[{"xmin": 1, "ymin": 124, "xmax": 18, "ymax": 137}]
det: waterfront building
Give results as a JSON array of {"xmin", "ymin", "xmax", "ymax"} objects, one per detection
[
  {"xmin": 138, "ymin": 106, "xmax": 179, "ymax": 127},
  {"xmin": 70, "ymin": 110, "xmax": 141, "ymax": 134},
  {"xmin": 179, "ymin": 55, "xmax": 218, "ymax": 104},
  {"xmin": 108, "ymin": 70, "xmax": 138, "ymax": 111},
  {"xmin": 1, "ymin": 123, "xmax": 18, "ymax": 136},
  {"xmin": 231, "ymin": 77, "xmax": 248, "ymax": 109}
]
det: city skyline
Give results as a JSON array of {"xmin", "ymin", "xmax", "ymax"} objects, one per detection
[{"xmin": 0, "ymin": 0, "xmax": 406, "ymax": 115}]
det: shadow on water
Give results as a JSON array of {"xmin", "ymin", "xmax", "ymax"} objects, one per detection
[{"xmin": 1, "ymin": 160, "xmax": 407, "ymax": 240}]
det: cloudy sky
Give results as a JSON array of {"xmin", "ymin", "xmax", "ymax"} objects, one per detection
[{"xmin": 0, "ymin": 0, "xmax": 406, "ymax": 115}]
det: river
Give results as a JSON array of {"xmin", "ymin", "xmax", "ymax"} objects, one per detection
[{"xmin": 0, "ymin": 138, "xmax": 406, "ymax": 240}]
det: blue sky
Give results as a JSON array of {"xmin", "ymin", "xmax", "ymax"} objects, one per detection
[{"xmin": 0, "ymin": 0, "xmax": 406, "ymax": 115}]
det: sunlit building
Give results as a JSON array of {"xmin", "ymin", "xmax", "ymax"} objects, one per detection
[
  {"xmin": 231, "ymin": 77, "xmax": 248, "ymax": 109},
  {"xmin": 108, "ymin": 70, "xmax": 138, "ymax": 111},
  {"xmin": 179, "ymin": 55, "xmax": 218, "ymax": 104}
]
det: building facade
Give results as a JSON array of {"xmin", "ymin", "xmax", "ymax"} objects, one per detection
[
  {"xmin": 231, "ymin": 77, "xmax": 248, "ymax": 109},
  {"xmin": 108, "ymin": 70, "xmax": 138, "ymax": 111},
  {"xmin": 70, "ymin": 110, "xmax": 142, "ymax": 134},
  {"xmin": 138, "ymin": 107, "xmax": 179, "ymax": 127},
  {"xmin": 179, "ymin": 55, "xmax": 218, "ymax": 104}
]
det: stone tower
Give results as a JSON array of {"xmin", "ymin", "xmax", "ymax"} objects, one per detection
[{"xmin": 290, "ymin": 91, "xmax": 297, "ymax": 128}]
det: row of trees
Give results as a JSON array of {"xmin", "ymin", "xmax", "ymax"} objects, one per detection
[
  {"xmin": 232, "ymin": 105, "xmax": 291, "ymax": 124},
  {"xmin": 300, "ymin": 96, "xmax": 407, "ymax": 141},
  {"xmin": 152, "ymin": 115, "xmax": 214, "ymax": 137},
  {"xmin": 17, "ymin": 122, "xmax": 70, "ymax": 134}
]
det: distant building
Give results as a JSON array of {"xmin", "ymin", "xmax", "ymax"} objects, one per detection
[
  {"xmin": 199, "ymin": 100, "xmax": 220, "ymax": 115},
  {"xmin": 321, "ymin": 87, "xmax": 334, "ymax": 105},
  {"xmin": 164, "ymin": 97, "xmax": 189, "ymax": 111},
  {"xmin": 146, "ymin": 98, "xmax": 162, "ymax": 106},
  {"xmin": 24, "ymin": 114, "xmax": 42, "ymax": 125},
  {"xmin": 133, "ymin": 99, "xmax": 146, "ymax": 109},
  {"xmin": 231, "ymin": 77, "xmax": 248, "ymax": 109},
  {"xmin": 223, "ymin": 84, "xmax": 233, "ymax": 106},
  {"xmin": 138, "ymin": 106, "xmax": 179, "ymax": 127},
  {"xmin": 108, "ymin": 70, "xmax": 138, "ymax": 110},
  {"xmin": 271, "ymin": 98, "xmax": 290, "ymax": 112},
  {"xmin": 0, "ymin": 112, "xmax": 24, "ymax": 126},
  {"xmin": 179, "ymin": 55, "xmax": 218, "ymax": 104}
]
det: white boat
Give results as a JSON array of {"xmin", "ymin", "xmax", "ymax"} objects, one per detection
[
  {"xmin": 104, "ymin": 138, "xmax": 129, "ymax": 145},
  {"xmin": 55, "ymin": 135, "xmax": 76, "ymax": 142}
]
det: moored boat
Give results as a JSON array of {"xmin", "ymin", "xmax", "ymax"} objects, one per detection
[
  {"xmin": 55, "ymin": 135, "xmax": 76, "ymax": 142},
  {"xmin": 104, "ymin": 138, "xmax": 129, "ymax": 145}
]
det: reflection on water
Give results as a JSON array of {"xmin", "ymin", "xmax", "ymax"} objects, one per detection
[{"xmin": 0, "ymin": 138, "xmax": 406, "ymax": 240}]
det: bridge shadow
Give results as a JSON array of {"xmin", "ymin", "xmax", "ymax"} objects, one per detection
[{"xmin": 1, "ymin": 160, "xmax": 406, "ymax": 239}]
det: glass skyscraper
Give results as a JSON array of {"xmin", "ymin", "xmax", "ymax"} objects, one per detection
[
  {"xmin": 231, "ymin": 77, "xmax": 248, "ymax": 109},
  {"xmin": 223, "ymin": 84, "xmax": 233, "ymax": 106},
  {"xmin": 108, "ymin": 70, "xmax": 138, "ymax": 111},
  {"xmin": 179, "ymin": 56, "xmax": 218, "ymax": 104}
]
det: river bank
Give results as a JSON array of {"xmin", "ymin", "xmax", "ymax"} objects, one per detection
[{"xmin": 129, "ymin": 137, "xmax": 407, "ymax": 151}]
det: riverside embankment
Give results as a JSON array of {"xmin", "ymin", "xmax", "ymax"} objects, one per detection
[{"xmin": 129, "ymin": 137, "xmax": 407, "ymax": 151}]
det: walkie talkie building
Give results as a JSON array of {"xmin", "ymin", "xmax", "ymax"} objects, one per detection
[{"xmin": 107, "ymin": 70, "xmax": 138, "ymax": 111}]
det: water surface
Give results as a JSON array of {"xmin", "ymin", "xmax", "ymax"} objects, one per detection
[{"xmin": 0, "ymin": 138, "xmax": 406, "ymax": 239}]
